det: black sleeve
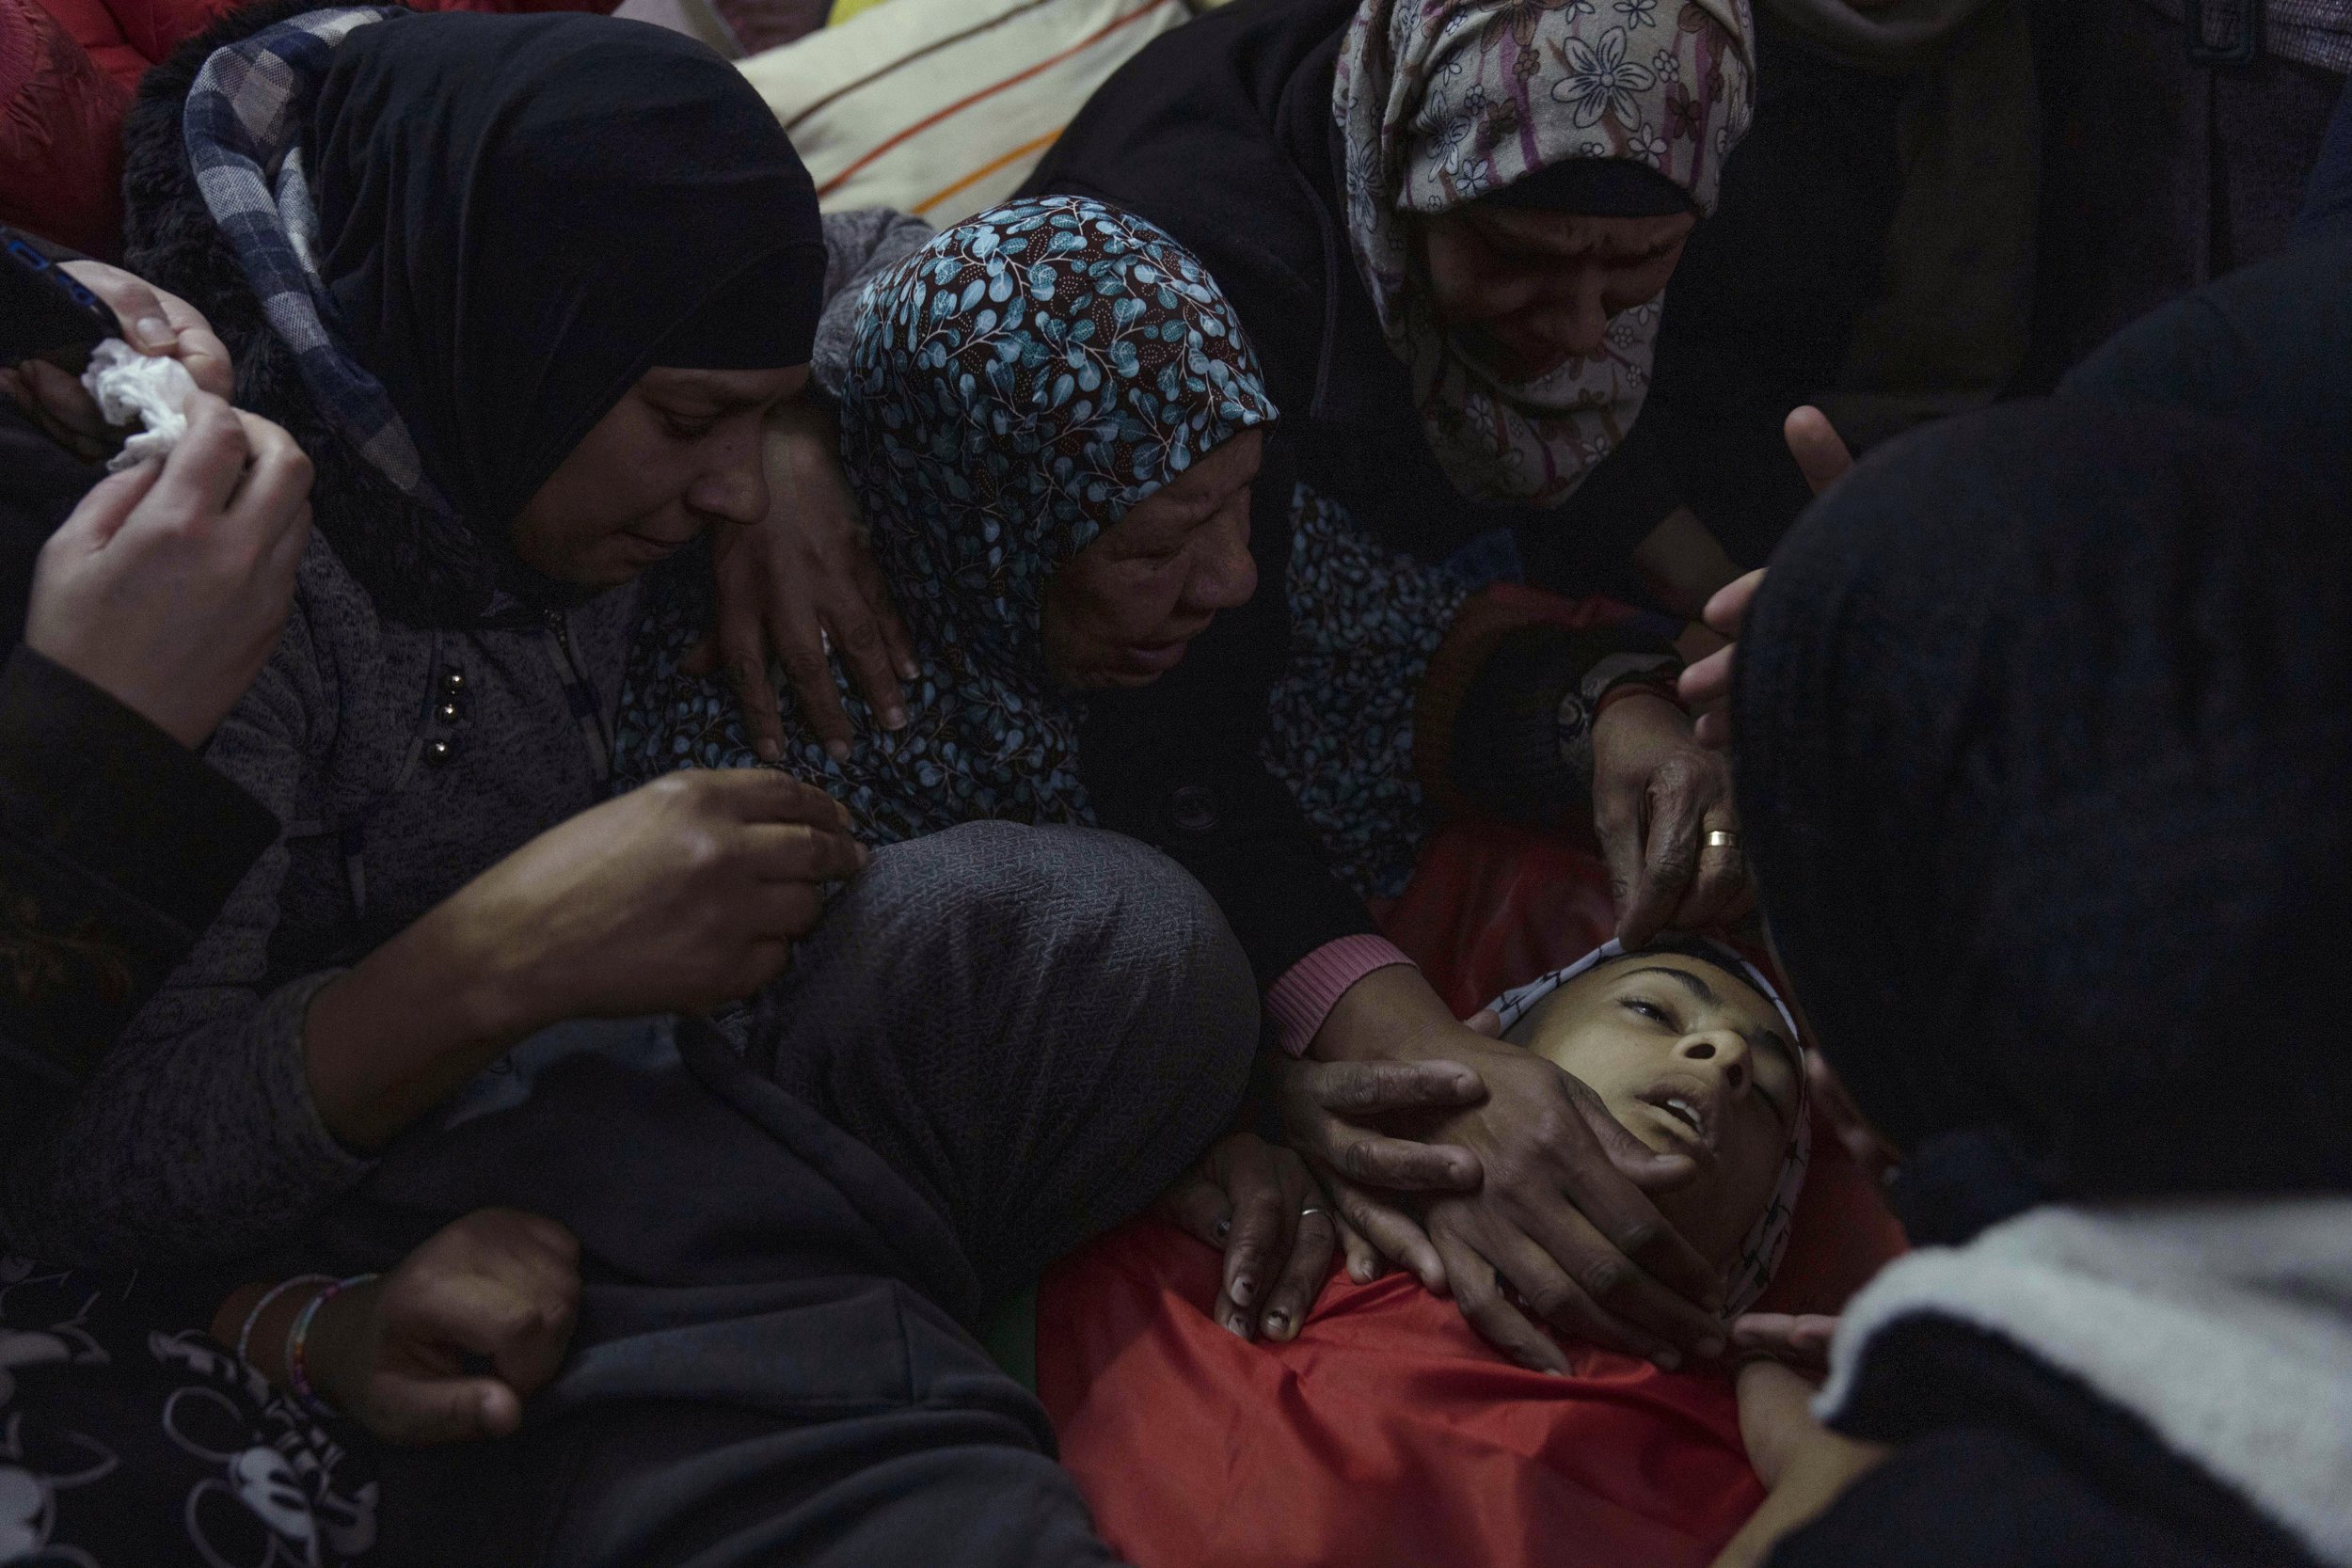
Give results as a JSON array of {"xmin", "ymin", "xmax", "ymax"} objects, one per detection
[
  {"xmin": 0, "ymin": 645, "xmax": 280, "ymax": 1079},
  {"xmin": 1077, "ymin": 442, "xmax": 1376, "ymax": 990},
  {"xmin": 1771, "ymin": 1316, "xmax": 2317, "ymax": 1568}
]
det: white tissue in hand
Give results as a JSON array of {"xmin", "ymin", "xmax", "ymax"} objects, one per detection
[{"xmin": 79, "ymin": 338, "xmax": 200, "ymax": 471}]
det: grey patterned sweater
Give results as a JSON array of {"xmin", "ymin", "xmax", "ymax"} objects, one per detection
[{"xmin": 3, "ymin": 208, "xmax": 932, "ymax": 1266}]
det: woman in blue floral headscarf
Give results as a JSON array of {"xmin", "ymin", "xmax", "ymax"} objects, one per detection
[{"xmin": 622, "ymin": 197, "xmax": 1280, "ymax": 844}]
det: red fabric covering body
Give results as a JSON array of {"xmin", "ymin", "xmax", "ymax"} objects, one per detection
[
  {"xmin": 1039, "ymin": 819, "xmax": 1907, "ymax": 1568},
  {"xmin": 5, "ymin": 0, "xmax": 622, "ymax": 259}
]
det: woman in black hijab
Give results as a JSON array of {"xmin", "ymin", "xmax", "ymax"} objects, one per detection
[
  {"xmin": 13, "ymin": 8, "xmax": 1264, "ymax": 1563},
  {"xmin": 1712, "ymin": 396, "xmax": 2352, "ymax": 1568}
]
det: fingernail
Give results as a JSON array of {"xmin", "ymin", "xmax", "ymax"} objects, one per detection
[
  {"xmin": 826, "ymin": 740, "xmax": 850, "ymax": 762},
  {"xmin": 133, "ymin": 315, "xmax": 174, "ymax": 350},
  {"xmin": 1350, "ymin": 1259, "xmax": 1371, "ymax": 1282},
  {"xmin": 757, "ymin": 739, "xmax": 782, "ymax": 762},
  {"xmin": 1231, "ymin": 1274, "xmax": 1256, "ymax": 1307},
  {"xmin": 1226, "ymin": 1313, "xmax": 1251, "ymax": 1338},
  {"xmin": 853, "ymin": 841, "xmax": 870, "ymax": 867},
  {"xmin": 1214, "ymin": 1217, "xmax": 1232, "ymax": 1241},
  {"xmin": 1264, "ymin": 1310, "xmax": 1289, "ymax": 1338},
  {"xmin": 1652, "ymin": 1349, "xmax": 1682, "ymax": 1371},
  {"xmin": 883, "ymin": 706, "xmax": 907, "ymax": 729},
  {"xmin": 898, "ymin": 658, "xmax": 920, "ymax": 680}
]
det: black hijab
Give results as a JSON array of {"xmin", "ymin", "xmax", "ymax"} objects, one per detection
[
  {"xmin": 1732, "ymin": 398, "xmax": 2352, "ymax": 1237},
  {"xmin": 306, "ymin": 10, "xmax": 825, "ymax": 573}
]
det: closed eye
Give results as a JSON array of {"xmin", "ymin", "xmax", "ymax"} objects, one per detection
[{"xmin": 1620, "ymin": 997, "xmax": 1674, "ymax": 1027}]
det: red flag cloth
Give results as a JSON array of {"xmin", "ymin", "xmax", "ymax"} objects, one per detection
[
  {"xmin": 1038, "ymin": 817, "xmax": 1907, "ymax": 1566},
  {"xmin": 1042, "ymin": 1223, "xmax": 1764, "ymax": 1568}
]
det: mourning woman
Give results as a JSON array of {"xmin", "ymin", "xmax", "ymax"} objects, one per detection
[
  {"xmin": 1023, "ymin": 0, "xmax": 1824, "ymax": 601},
  {"xmin": 1711, "ymin": 397, "xmax": 2352, "ymax": 1568},
  {"xmin": 22, "ymin": 9, "xmax": 1260, "ymax": 1563}
]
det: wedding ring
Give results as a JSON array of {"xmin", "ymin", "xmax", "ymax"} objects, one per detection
[
  {"xmin": 1298, "ymin": 1204, "xmax": 1331, "ymax": 1221},
  {"xmin": 1705, "ymin": 829, "xmax": 1740, "ymax": 850}
]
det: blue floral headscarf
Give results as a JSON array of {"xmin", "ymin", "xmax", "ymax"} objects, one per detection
[{"xmin": 615, "ymin": 197, "xmax": 1279, "ymax": 841}]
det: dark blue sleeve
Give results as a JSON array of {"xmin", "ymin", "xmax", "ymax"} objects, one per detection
[{"xmin": 2057, "ymin": 227, "xmax": 2352, "ymax": 450}]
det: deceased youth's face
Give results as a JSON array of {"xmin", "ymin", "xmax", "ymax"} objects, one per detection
[
  {"xmin": 1516, "ymin": 953, "xmax": 1801, "ymax": 1273},
  {"xmin": 1041, "ymin": 427, "xmax": 1264, "ymax": 689},
  {"xmin": 510, "ymin": 364, "xmax": 810, "ymax": 589}
]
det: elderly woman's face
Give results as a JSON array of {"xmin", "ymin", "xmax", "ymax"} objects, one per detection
[
  {"xmin": 1041, "ymin": 428, "xmax": 1263, "ymax": 689},
  {"xmin": 1420, "ymin": 205, "xmax": 1695, "ymax": 384},
  {"xmin": 511, "ymin": 365, "xmax": 809, "ymax": 588}
]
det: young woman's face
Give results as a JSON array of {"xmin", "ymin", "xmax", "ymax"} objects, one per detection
[
  {"xmin": 1419, "ymin": 205, "xmax": 1694, "ymax": 384},
  {"xmin": 1518, "ymin": 954, "xmax": 1801, "ymax": 1273},
  {"xmin": 1041, "ymin": 427, "xmax": 1263, "ymax": 689},
  {"xmin": 510, "ymin": 365, "xmax": 809, "ymax": 588}
]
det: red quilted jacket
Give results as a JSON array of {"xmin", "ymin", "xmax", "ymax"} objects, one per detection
[{"xmin": 1, "ymin": 0, "xmax": 618, "ymax": 258}]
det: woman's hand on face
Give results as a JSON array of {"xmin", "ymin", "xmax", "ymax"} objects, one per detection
[
  {"xmin": 1153, "ymin": 1131, "xmax": 1355, "ymax": 1342},
  {"xmin": 24, "ymin": 395, "xmax": 312, "ymax": 748},
  {"xmin": 692, "ymin": 401, "xmax": 916, "ymax": 762},
  {"xmin": 309, "ymin": 1208, "xmax": 581, "ymax": 1446},
  {"xmin": 1305, "ymin": 970, "xmax": 1728, "ymax": 1373},
  {"xmin": 1591, "ymin": 691, "xmax": 1752, "ymax": 947},
  {"xmin": 1678, "ymin": 406, "xmax": 1853, "ymax": 747},
  {"xmin": 1, "ymin": 262, "xmax": 236, "ymax": 459},
  {"xmin": 1273, "ymin": 1054, "xmax": 1486, "ymax": 1291}
]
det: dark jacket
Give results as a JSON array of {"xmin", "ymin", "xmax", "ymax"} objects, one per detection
[
  {"xmin": 0, "ymin": 404, "xmax": 281, "ymax": 1259},
  {"xmin": 1772, "ymin": 1315, "xmax": 2324, "ymax": 1568},
  {"xmin": 1023, "ymin": 0, "xmax": 1906, "ymax": 588}
]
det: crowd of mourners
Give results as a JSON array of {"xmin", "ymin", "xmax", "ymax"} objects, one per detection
[{"xmin": 0, "ymin": 0, "xmax": 2345, "ymax": 1561}]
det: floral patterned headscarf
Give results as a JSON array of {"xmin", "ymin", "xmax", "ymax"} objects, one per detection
[
  {"xmin": 1333, "ymin": 0, "xmax": 1756, "ymax": 506},
  {"xmin": 780, "ymin": 196, "xmax": 1279, "ymax": 840}
]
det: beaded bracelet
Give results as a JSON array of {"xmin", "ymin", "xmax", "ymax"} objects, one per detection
[
  {"xmin": 285, "ymin": 1273, "xmax": 380, "ymax": 1419},
  {"xmin": 235, "ymin": 1275, "xmax": 335, "ymax": 1370}
]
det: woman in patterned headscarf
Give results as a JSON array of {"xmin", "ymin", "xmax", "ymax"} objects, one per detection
[
  {"xmin": 1330, "ymin": 0, "xmax": 1753, "ymax": 507},
  {"xmin": 1025, "ymin": 0, "xmax": 1767, "ymax": 578}
]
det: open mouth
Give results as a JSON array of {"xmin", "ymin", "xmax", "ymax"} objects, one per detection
[{"xmin": 1634, "ymin": 1078, "xmax": 1720, "ymax": 1162}]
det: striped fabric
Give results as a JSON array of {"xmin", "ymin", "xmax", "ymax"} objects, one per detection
[{"xmin": 737, "ymin": 0, "xmax": 1187, "ymax": 229}]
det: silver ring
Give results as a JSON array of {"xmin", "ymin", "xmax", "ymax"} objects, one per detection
[
  {"xmin": 1298, "ymin": 1204, "xmax": 1331, "ymax": 1221},
  {"xmin": 1705, "ymin": 829, "xmax": 1740, "ymax": 850}
]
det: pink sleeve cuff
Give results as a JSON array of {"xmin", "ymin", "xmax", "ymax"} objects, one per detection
[{"xmin": 1266, "ymin": 935, "xmax": 1418, "ymax": 1057}]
